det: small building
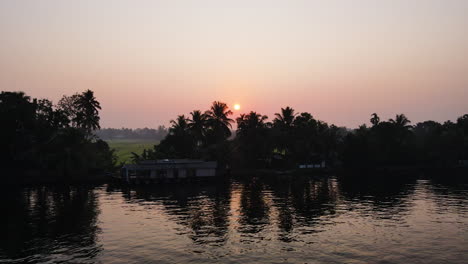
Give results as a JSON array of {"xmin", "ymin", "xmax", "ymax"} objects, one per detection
[{"xmin": 121, "ymin": 159, "xmax": 218, "ymax": 183}]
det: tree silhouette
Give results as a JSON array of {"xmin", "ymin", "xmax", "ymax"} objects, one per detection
[
  {"xmin": 0, "ymin": 92, "xmax": 36, "ymax": 171},
  {"xmin": 188, "ymin": 110, "xmax": 208, "ymax": 147},
  {"xmin": 236, "ymin": 112, "xmax": 268, "ymax": 137},
  {"xmin": 57, "ymin": 93, "xmax": 80, "ymax": 127},
  {"xmin": 235, "ymin": 112, "xmax": 270, "ymax": 167},
  {"xmin": 273, "ymin": 107, "xmax": 296, "ymax": 129},
  {"xmin": 205, "ymin": 101, "xmax": 234, "ymax": 143},
  {"xmin": 271, "ymin": 107, "xmax": 297, "ymax": 164},
  {"xmin": 169, "ymin": 115, "xmax": 190, "ymax": 136},
  {"xmin": 370, "ymin": 113, "xmax": 380, "ymax": 127},
  {"xmin": 0, "ymin": 90, "xmax": 115, "ymax": 182},
  {"xmin": 151, "ymin": 115, "xmax": 194, "ymax": 158},
  {"xmin": 129, "ymin": 101, "xmax": 468, "ymax": 172},
  {"xmin": 390, "ymin": 114, "xmax": 411, "ymax": 129},
  {"xmin": 73, "ymin": 90, "xmax": 101, "ymax": 136}
]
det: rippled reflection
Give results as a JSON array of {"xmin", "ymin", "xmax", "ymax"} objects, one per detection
[
  {"xmin": 2, "ymin": 176, "xmax": 468, "ymax": 263},
  {"xmin": 0, "ymin": 185, "xmax": 100, "ymax": 263},
  {"xmin": 115, "ymin": 183, "xmax": 232, "ymax": 246}
]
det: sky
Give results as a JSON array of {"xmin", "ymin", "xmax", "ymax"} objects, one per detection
[{"xmin": 0, "ymin": 0, "xmax": 467, "ymax": 128}]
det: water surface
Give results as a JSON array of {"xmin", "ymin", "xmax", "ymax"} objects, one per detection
[{"xmin": 1, "ymin": 176, "xmax": 467, "ymax": 263}]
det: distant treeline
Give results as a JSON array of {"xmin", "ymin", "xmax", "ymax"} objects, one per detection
[
  {"xmin": 133, "ymin": 102, "xmax": 468, "ymax": 171},
  {"xmin": 0, "ymin": 90, "xmax": 116, "ymax": 183},
  {"xmin": 95, "ymin": 127, "xmax": 168, "ymax": 141}
]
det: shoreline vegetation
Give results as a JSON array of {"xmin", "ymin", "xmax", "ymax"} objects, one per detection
[
  {"xmin": 1, "ymin": 90, "xmax": 115, "ymax": 184},
  {"xmin": 1, "ymin": 90, "xmax": 467, "ymax": 184}
]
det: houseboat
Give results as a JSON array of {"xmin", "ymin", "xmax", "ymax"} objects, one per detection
[{"xmin": 121, "ymin": 159, "xmax": 218, "ymax": 184}]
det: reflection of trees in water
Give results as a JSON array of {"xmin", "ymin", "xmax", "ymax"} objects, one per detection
[
  {"xmin": 0, "ymin": 185, "xmax": 101, "ymax": 262},
  {"xmin": 337, "ymin": 175, "xmax": 417, "ymax": 219},
  {"xmin": 117, "ymin": 182, "xmax": 232, "ymax": 245},
  {"xmin": 116, "ymin": 178, "xmax": 343, "ymax": 243},
  {"xmin": 111, "ymin": 175, "xmax": 455, "ymax": 246},
  {"xmin": 425, "ymin": 177, "xmax": 468, "ymax": 215},
  {"xmin": 236, "ymin": 180, "xmax": 271, "ymax": 234},
  {"xmin": 263, "ymin": 177, "xmax": 340, "ymax": 239}
]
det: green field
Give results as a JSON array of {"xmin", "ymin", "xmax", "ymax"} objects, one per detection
[{"xmin": 106, "ymin": 139, "xmax": 159, "ymax": 164}]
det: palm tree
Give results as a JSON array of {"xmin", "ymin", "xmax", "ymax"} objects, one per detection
[
  {"xmin": 236, "ymin": 111, "xmax": 268, "ymax": 137},
  {"xmin": 370, "ymin": 113, "xmax": 380, "ymax": 127},
  {"xmin": 205, "ymin": 101, "xmax": 234, "ymax": 142},
  {"xmin": 188, "ymin": 110, "xmax": 207, "ymax": 146},
  {"xmin": 74, "ymin": 90, "xmax": 101, "ymax": 135},
  {"xmin": 388, "ymin": 114, "xmax": 412, "ymax": 152},
  {"xmin": 271, "ymin": 107, "xmax": 297, "ymax": 161},
  {"xmin": 169, "ymin": 115, "xmax": 189, "ymax": 136},
  {"xmin": 273, "ymin": 106, "xmax": 296, "ymax": 129},
  {"xmin": 164, "ymin": 115, "xmax": 194, "ymax": 157},
  {"xmin": 390, "ymin": 114, "xmax": 411, "ymax": 129},
  {"xmin": 235, "ymin": 111, "xmax": 270, "ymax": 167}
]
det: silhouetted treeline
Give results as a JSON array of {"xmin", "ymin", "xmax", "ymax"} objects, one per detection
[
  {"xmin": 95, "ymin": 127, "xmax": 168, "ymax": 141},
  {"xmin": 233, "ymin": 108, "xmax": 348, "ymax": 169},
  {"xmin": 343, "ymin": 113, "xmax": 468, "ymax": 169},
  {"xmin": 4, "ymin": 90, "xmax": 466, "ymax": 180},
  {"xmin": 0, "ymin": 90, "xmax": 116, "ymax": 183},
  {"xmin": 134, "ymin": 102, "xmax": 234, "ymax": 166},
  {"xmin": 136, "ymin": 102, "xmax": 468, "ymax": 171}
]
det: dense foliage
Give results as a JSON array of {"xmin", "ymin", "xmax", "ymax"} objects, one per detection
[
  {"xmin": 0, "ymin": 90, "xmax": 116, "ymax": 182},
  {"xmin": 137, "ymin": 103, "xmax": 468, "ymax": 171},
  {"xmin": 137, "ymin": 101, "xmax": 234, "ymax": 166},
  {"xmin": 343, "ymin": 113, "xmax": 468, "ymax": 169},
  {"xmin": 3, "ymin": 90, "xmax": 467, "ymax": 178}
]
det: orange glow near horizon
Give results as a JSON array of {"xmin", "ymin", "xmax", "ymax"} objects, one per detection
[{"xmin": 0, "ymin": 1, "xmax": 467, "ymax": 128}]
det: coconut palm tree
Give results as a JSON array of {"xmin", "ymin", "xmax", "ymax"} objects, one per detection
[
  {"xmin": 205, "ymin": 101, "xmax": 234, "ymax": 142},
  {"xmin": 235, "ymin": 111, "xmax": 270, "ymax": 167},
  {"xmin": 73, "ymin": 90, "xmax": 101, "ymax": 135},
  {"xmin": 271, "ymin": 107, "xmax": 297, "ymax": 162},
  {"xmin": 390, "ymin": 114, "xmax": 411, "ymax": 129},
  {"xmin": 163, "ymin": 115, "xmax": 194, "ymax": 157},
  {"xmin": 236, "ymin": 111, "xmax": 268, "ymax": 137},
  {"xmin": 169, "ymin": 115, "xmax": 189, "ymax": 136},
  {"xmin": 188, "ymin": 110, "xmax": 207, "ymax": 146},
  {"xmin": 273, "ymin": 106, "xmax": 296, "ymax": 129}
]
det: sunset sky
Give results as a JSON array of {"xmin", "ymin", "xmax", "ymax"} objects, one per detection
[{"xmin": 1, "ymin": 0, "xmax": 467, "ymax": 128}]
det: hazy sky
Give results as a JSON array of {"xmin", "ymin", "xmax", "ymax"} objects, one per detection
[{"xmin": 1, "ymin": 0, "xmax": 467, "ymax": 128}]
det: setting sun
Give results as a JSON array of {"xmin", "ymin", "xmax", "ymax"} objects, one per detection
[{"xmin": 234, "ymin": 104, "xmax": 241, "ymax": 111}]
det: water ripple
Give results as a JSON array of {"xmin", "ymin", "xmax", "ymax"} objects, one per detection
[{"xmin": 1, "ymin": 178, "xmax": 468, "ymax": 263}]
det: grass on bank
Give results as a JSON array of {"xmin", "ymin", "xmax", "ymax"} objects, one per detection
[{"xmin": 106, "ymin": 139, "xmax": 159, "ymax": 164}]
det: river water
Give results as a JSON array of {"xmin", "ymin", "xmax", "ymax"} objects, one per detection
[{"xmin": 1, "ymin": 176, "xmax": 467, "ymax": 264}]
